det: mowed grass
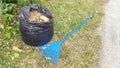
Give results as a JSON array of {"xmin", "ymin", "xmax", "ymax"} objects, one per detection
[{"xmin": 0, "ymin": 0, "xmax": 105, "ymax": 68}]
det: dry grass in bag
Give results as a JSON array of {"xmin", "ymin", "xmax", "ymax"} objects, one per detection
[{"xmin": 28, "ymin": 9, "xmax": 49, "ymax": 23}]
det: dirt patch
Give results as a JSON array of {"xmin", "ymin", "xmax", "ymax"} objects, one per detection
[{"xmin": 31, "ymin": 59, "xmax": 42, "ymax": 68}]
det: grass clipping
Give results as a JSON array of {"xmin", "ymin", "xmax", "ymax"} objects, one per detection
[{"xmin": 28, "ymin": 9, "xmax": 49, "ymax": 23}]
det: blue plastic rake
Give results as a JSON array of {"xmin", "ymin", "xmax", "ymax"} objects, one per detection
[{"xmin": 37, "ymin": 15, "xmax": 93, "ymax": 64}]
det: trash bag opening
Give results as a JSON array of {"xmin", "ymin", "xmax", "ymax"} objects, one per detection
[{"xmin": 28, "ymin": 8, "xmax": 51, "ymax": 23}]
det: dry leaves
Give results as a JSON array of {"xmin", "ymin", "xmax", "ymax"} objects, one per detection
[
  {"xmin": 28, "ymin": 9, "xmax": 49, "ymax": 22},
  {"xmin": 12, "ymin": 45, "xmax": 24, "ymax": 52}
]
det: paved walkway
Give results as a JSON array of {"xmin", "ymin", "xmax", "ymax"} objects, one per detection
[{"xmin": 100, "ymin": 0, "xmax": 120, "ymax": 68}]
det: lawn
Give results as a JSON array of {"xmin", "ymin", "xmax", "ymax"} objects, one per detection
[{"xmin": 0, "ymin": 0, "xmax": 105, "ymax": 68}]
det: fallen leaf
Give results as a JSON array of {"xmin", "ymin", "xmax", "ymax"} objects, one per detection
[
  {"xmin": 12, "ymin": 45, "xmax": 24, "ymax": 52},
  {"xmin": 40, "ymin": 15, "xmax": 49, "ymax": 22},
  {"xmin": 24, "ymin": 46, "xmax": 31, "ymax": 52}
]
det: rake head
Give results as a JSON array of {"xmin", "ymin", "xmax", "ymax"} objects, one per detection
[{"xmin": 37, "ymin": 42, "xmax": 62, "ymax": 64}]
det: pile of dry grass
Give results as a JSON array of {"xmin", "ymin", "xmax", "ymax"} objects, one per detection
[{"xmin": 28, "ymin": 9, "xmax": 49, "ymax": 23}]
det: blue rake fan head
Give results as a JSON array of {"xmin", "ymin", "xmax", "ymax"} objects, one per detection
[{"xmin": 37, "ymin": 42, "xmax": 62, "ymax": 64}]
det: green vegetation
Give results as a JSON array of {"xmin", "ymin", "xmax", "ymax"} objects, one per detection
[{"xmin": 0, "ymin": 0, "xmax": 105, "ymax": 68}]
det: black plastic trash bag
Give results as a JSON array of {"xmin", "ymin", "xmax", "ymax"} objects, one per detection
[{"xmin": 19, "ymin": 4, "xmax": 53, "ymax": 46}]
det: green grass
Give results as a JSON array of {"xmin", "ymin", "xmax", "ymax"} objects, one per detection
[
  {"xmin": 0, "ymin": 4, "xmax": 1, "ymax": 16},
  {"xmin": 0, "ymin": 0, "xmax": 105, "ymax": 68}
]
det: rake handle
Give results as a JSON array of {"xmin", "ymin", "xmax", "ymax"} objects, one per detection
[{"xmin": 60, "ymin": 15, "xmax": 93, "ymax": 43}]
